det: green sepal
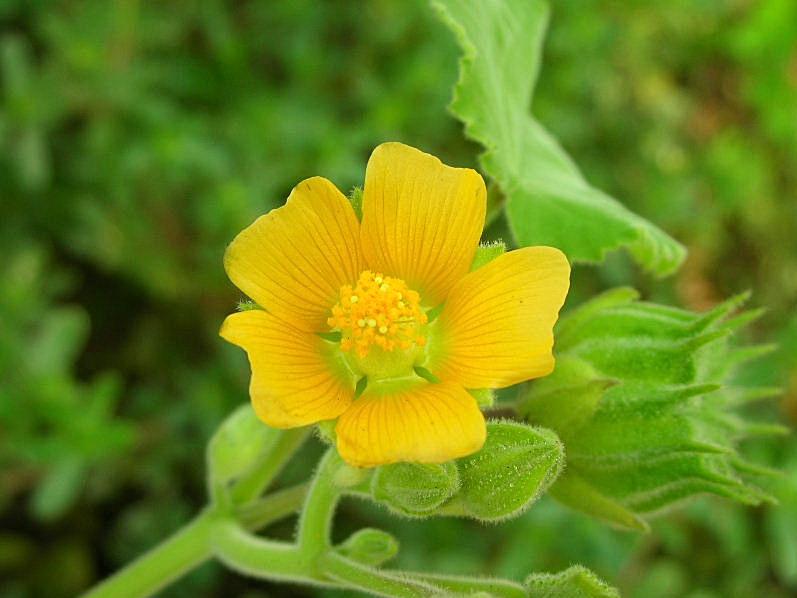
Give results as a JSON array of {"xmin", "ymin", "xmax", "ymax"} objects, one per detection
[
  {"xmin": 450, "ymin": 420, "xmax": 564, "ymax": 522},
  {"xmin": 549, "ymin": 471, "xmax": 650, "ymax": 533},
  {"xmin": 370, "ymin": 462, "xmax": 460, "ymax": 518},
  {"xmin": 525, "ymin": 565, "xmax": 620, "ymax": 598},
  {"xmin": 332, "ymin": 461, "xmax": 371, "ymax": 490},
  {"xmin": 469, "ymin": 241, "xmax": 506, "ymax": 271},
  {"xmin": 236, "ymin": 299, "xmax": 262, "ymax": 312},
  {"xmin": 318, "ymin": 330, "xmax": 342, "ymax": 342},
  {"xmin": 205, "ymin": 404, "xmax": 280, "ymax": 502},
  {"xmin": 336, "ymin": 528, "xmax": 399, "ymax": 567},
  {"xmin": 349, "ymin": 186, "xmax": 363, "ymax": 220},
  {"xmin": 519, "ymin": 357, "xmax": 615, "ymax": 439},
  {"xmin": 468, "ymin": 387, "xmax": 496, "ymax": 409},
  {"xmin": 555, "ymin": 287, "xmax": 640, "ymax": 348},
  {"xmin": 316, "ymin": 420, "xmax": 336, "ymax": 444}
]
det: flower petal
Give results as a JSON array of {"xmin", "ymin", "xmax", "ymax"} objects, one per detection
[
  {"xmin": 427, "ymin": 247, "xmax": 570, "ymax": 389},
  {"xmin": 221, "ymin": 310, "xmax": 356, "ymax": 428},
  {"xmin": 224, "ymin": 176, "xmax": 364, "ymax": 332},
  {"xmin": 335, "ymin": 381, "xmax": 486, "ymax": 467},
  {"xmin": 360, "ymin": 143, "xmax": 486, "ymax": 306}
]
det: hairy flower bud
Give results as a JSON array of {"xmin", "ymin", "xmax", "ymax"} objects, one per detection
[{"xmin": 371, "ymin": 462, "xmax": 460, "ymax": 517}]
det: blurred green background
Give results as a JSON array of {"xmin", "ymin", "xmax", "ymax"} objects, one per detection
[{"xmin": 1, "ymin": 1, "xmax": 795, "ymax": 596}]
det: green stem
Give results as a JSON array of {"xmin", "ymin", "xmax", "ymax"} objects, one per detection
[
  {"xmin": 85, "ymin": 442, "xmax": 529, "ymax": 598},
  {"xmin": 81, "ymin": 484, "xmax": 307, "ymax": 598},
  {"xmin": 234, "ymin": 483, "xmax": 308, "ymax": 530},
  {"xmin": 81, "ymin": 508, "xmax": 216, "ymax": 598},
  {"xmin": 232, "ymin": 427, "xmax": 310, "ymax": 503},
  {"xmin": 297, "ymin": 449, "xmax": 342, "ymax": 556},
  {"xmin": 402, "ymin": 571, "xmax": 527, "ymax": 598},
  {"xmin": 85, "ymin": 426, "xmax": 310, "ymax": 598},
  {"xmin": 218, "ymin": 447, "xmax": 433, "ymax": 596},
  {"xmin": 319, "ymin": 551, "xmax": 441, "ymax": 598},
  {"xmin": 211, "ymin": 519, "xmax": 322, "ymax": 585},
  {"xmin": 214, "ymin": 524, "xmax": 444, "ymax": 598}
]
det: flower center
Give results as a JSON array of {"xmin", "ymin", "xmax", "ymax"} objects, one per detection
[{"xmin": 327, "ymin": 271, "xmax": 427, "ymax": 378}]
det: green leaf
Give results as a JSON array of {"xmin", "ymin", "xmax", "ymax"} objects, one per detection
[
  {"xmin": 523, "ymin": 289, "xmax": 778, "ymax": 529},
  {"xmin": 451, "ymin": 421, "xmax": 564, "ymax": 522},
  {"xmin": 525, "ymin": 565, "xmax": 620, "ymax": 598},
  {"xmin": 28, "ymin": 307, "xmax": 89, "ymax": 376},
  {"xmin": 337, "ymin": 528, "xmax": 399, "ymax": 567},
  {"xmin": 433, "ymin": 0, "xmax": 685, "ymax": 275},
  {"xmin": 371, "ymin": 462, "xmax": 460, "ymax": 518},
  {"xmin": 29, "ymin": 457, "xmax": 87, "ymax": 522}
]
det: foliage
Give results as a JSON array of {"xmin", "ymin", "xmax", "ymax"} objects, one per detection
[
  {"xmin": 433, "ymin": 0, "xmax": 685, "ymax": 275},
  {"xmin": 1, "ymin": 0, "xmax": 795, "ymax": 597},
  {"xmin": 0, "ymin": 242, "xmax": 134, "ymax": 522}
]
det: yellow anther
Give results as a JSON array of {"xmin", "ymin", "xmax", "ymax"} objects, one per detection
[{"xmin": 328, "ymin": 270, "xmax": 427, "ymax": 357}]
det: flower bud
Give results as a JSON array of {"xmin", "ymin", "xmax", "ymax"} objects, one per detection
[
  {"xmin": 206, "ymin": 405, "xmax": 279, "ymax": 496},
  {"xmin": 525, "ymin": 565, "xmax": 619, "ymax": 598},
  {"xmin": 337, "ymin": 528, "xmax": 399, "ymax": 566},
  {"xmin": 371, "ymin": 462, "xmax": 460, "ymax": 517},
  {"xmin": 455, "ymin": 421, "xmax": 564, "ymax": 522}
]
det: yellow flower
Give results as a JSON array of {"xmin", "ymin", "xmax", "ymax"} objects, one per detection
[{"xmin": 220, "ymin": 143, "xmax": 570, "ymax": 468}]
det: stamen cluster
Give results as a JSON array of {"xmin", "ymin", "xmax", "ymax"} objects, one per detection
[{"xmin": 328, "ymin": 270, "xmax": 427, "ymax": 358}]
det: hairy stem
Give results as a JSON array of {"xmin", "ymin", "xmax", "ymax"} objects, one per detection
[
  {"xmin": 211, "ymin": 519, "xmax": 321, "ymax": 584},
  {"xmin": 319, "ymin": 551, "xmax": 441, "ymax": 597},
  {"xmin": 402, "ymin": 570, "xmax": 528, "ymax": 598},
  {"xmin": 81, "ymin": 483, "xmax": 306, "ymax": 598},
  {"xmin": 83, "ymin": 425, "xmax": 311, "ymax": 598},
  {"xmin": 297, "ymin": 449, "xmax": 343, "ymax": 557},
  {"xmin": 81, "ymin": 509, "xmax": 216, "ymax": 598},
  {"xmin": 234, "ymin": 483, "xmax": 308, "ymax": 530}
]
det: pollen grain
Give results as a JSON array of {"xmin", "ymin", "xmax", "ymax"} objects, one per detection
[{"xmin": 328, "ymin": 271, "xmax": 427, "ymax": 357}]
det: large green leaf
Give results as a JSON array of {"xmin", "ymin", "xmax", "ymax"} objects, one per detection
[{"xmin": 433, "ymin": 0, "xmax": 685, "ymax": 275}]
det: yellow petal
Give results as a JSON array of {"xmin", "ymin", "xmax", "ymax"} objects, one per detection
[
  {"xmin": 360, "ymin": 143, "xmax": 486, "ymax": 306},
  {"xmin": 427, "ymin": 247, "xmax": 570, "ymax": 389},
  {"xmin": 221, "ymin": 310, "xmax": 355, "ymax": 428},
  {"xmin": 224, "ymin": 177, "xmax": 364, "ymax": 332},
  {"xmin": 335, "ymin": 381, "xmax": 486, "ymax": 467}
]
